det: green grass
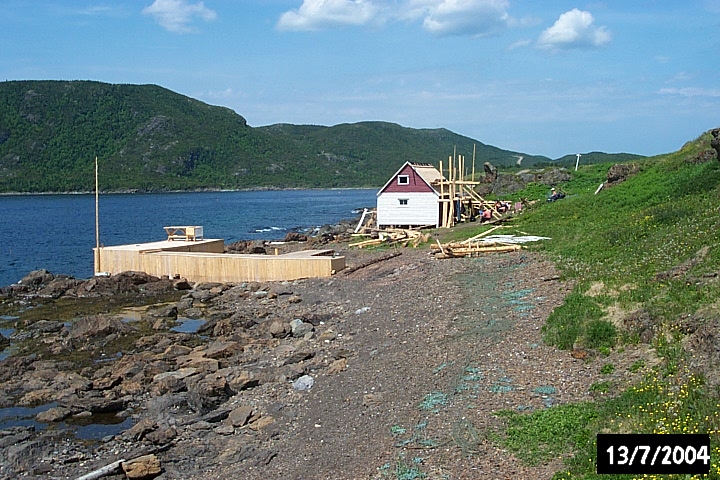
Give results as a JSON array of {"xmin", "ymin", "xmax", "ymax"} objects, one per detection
[
  {"xmin": 495, "ymin": 403, "xmax": 599, "ymax": 465},
  {"xmin": 585, "ymin": 320, "xmax": 618, "ymax": 349},
  {"xmin": 447, "ymin": 129, "xmax": 720, "ymax": 478},
  {"xmin": 589, "ymin": 381, "xmax": 611, "ymax": 394},
  {"xmin": 516, "ymin": 132, "xmax": 720, "ymax": 337},
  {"xmin": 495, "ymin": 366, "xmax": 720, "ymax": 479},
  {"xmin": 542, "ymin": 292, "xmax": 605, "ymax": 349}
]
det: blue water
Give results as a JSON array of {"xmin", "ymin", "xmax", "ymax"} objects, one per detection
[
  {"xmin": 0, "ymin": 402, "xmax": 134, "ymax": 440},
  {"xmin": 0, "ymin": 189, "xmax": 376, "ymax": 287}
]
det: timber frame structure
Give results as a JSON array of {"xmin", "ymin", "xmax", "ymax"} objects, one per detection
[{"xmin": 437, "ymin": 146, "xmax": 502, "ymax": 228}]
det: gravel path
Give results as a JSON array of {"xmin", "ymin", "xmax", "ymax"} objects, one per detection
[{"xmin": 177, "ymin": 248, "xmax": 602, "ymax": 480}]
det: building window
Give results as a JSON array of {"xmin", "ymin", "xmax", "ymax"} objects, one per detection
[
  {"xmin": 399, "ymin": 199, "xmax": 408, "ymax": 205},
  {"xmin": 397, "ymin": 175, "xmax": 409, "ymax": 185}
]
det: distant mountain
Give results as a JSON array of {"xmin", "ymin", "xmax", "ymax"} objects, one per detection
[{"xmin": 0, "ymin": 80, "xmax": 637, "ymax": 193}]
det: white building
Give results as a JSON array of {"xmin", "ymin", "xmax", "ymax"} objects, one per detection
[{"xmin": 376, "ymin": 162, "xmax": 444, "ymax": 228}]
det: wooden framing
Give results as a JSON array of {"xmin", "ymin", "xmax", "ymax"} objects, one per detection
[{"xmin": 436, "ymin": 149, "xmax": 502, "ymax": 228}]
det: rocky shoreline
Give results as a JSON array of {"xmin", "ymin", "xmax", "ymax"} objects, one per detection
[
  {"xmin": 0, "ymin": 256, "xmax": 354, "ymax": 479},
  {"xmin": 1, "ymin": 235, "xmax": 651, "ymax": 480}
]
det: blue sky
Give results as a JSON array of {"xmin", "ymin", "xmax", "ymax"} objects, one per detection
[{"xmin": 2, "ymin": 1, "xmax": 719, "ymax": 158}]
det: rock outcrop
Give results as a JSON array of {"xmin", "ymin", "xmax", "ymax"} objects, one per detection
[
  {"xmin": 605, "ymin": 163, "xmax": 640, "ymax": 187},
  {"xmin": 711, "ymin": 128, "xmax": 720, "ymax": 159},
  {"xmin": 475, "ymin": 165, "xmax": 571, "ymax": 196}
]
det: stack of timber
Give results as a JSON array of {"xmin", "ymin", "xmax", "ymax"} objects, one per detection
[
  {"xmin": 349, "ymin": 228, "xmax": 429, "ymax": 249},
  {"xmin": 432, "ymin": 225, "xmax": 520, "ymax": 258},
  {"xmin": 433, "ymin": 241, "xmax": 520, "ymax": 258}
]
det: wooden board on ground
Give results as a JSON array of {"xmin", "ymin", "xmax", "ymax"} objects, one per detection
[
  {"xmin": 432, "ymin": 241, "xmax": 521, "ymax": 258},
  {"xmin": 349, "ymin": 228, "xmax": 428, "ymax": 249}
]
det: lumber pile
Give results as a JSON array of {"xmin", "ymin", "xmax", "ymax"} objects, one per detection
[
  {"xmin": 432, "ymin": 227, "xmax": 521, "ymax": 258},
  {"xmin": 349, "ymin": 228, "xmax": 429, "ymax": 249},
  {"xmin": 432, "ymin": 242, "xmax": 521, "ymax": 258}
]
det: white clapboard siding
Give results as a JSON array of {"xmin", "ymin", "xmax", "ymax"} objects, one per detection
[{"xmin": 377, "ymin": 192, "xmax": 439, "ymax": 227}]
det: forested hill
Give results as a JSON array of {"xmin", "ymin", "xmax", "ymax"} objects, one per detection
[{"xmin": 0, "ymin": 80, "xmax": 633, "ymax": 193}]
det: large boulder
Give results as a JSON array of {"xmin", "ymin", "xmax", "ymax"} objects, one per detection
[
  {"xmin": 284, "ymin": 232, "xmax": 308, "ymax": 242},
  {"xmin": 73, "ymin": 271, "xmax": 167, "ymax": 297},
  {"xmin": 225, "ymin": 240, "xmax": 267, "ymax": 254},
  {"xmin": 19, "ymin": 269, "xmax": 54, "ymax": 287},
  {"xmin": 57, "ymin": 390, "xmax": 127, "ymax": 413},
  {"xmin": 186, "ymin": 372, "xmax": 234, "ymax": 414},
  {"xmin": 606, "ymin": 163, "xmax": 640, "ymax": 187},
  {"xmin": 122, "ymin": 454, "xmax": 162, "ymax": 479},
  {"xmin": 38, "ymin": 277, "xmax": 82, "ymax": 298},
  {"xmin": 482, "ymin": 162, "xmax": 498, "ymax": 183},
  {"xmin": 68, "ymin": 315, "xmax": 132, "ymax": 339}
]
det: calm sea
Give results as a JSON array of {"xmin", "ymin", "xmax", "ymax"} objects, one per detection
[{"xmin": 0, "ymin": 189, "xmax": 377, "ymax": 287}]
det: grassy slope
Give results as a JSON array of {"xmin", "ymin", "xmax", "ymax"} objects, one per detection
[{"xmin": 443, "ymin": 129, "xmax": 720, "ymax": 479}]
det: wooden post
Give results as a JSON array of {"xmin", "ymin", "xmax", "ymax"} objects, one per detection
[
  {"xmin": 94, "ymin": 156, "xmax": 100, "ymax": 274},
  {"xmin": 439, "ymin": 159, "xmax": 444, "ymax": 227},
  {"xmin": 471, "ymin": 144, "xmax": 476, "ymax": 183},
  {"xmin": 448, "ymin": 155, "xmax": 454, "ymax": 227}
]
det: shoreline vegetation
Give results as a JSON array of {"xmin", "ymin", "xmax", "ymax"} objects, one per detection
[
  {"xmin": 0, "ymin": 186, "xmax": 381, "ymax": 196},
  {"xmin": 0, "ymin": 81, "xmax": 641, "ymax": 195}
]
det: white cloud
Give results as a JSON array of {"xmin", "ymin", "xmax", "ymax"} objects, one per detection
[
  {"xmin": 143, "ymin": 0, "xmax": 216, "ymax": 33},
  {"xmin": 77, "ymin": 6, "xmax": 119, "ymax": 16},
  {"xmin": 276, "ymin": 0, "xmax": 518, "ymax": 36},
  {"xmin": 507, "ymin": 38, "xmax": 531, "ymax": 50},
  {"xmin": 410, "ymin": 0, "xmax": 513, "ymax": 37},
  {"xmin": 537, "ymin": 9, "xmax": 610, "ymax": 50},
  {"xmin": 277, "ymin": 0, "xmax": 381, "ymax": 31},
  {"xmin": 659, "ymin": 87, "xmax": 720, "ymax": 98}
]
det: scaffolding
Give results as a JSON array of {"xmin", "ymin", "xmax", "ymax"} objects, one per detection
[{"xmin": 437, "ymin": 146, "xmax": 502, "ymax": 228}]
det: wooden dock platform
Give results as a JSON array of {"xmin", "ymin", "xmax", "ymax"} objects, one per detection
[{"xmin": 94, "ymin": 239, "xmax": 345, "ymax": 283}]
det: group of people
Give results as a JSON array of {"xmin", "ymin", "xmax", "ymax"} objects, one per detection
[
  {"xmin": 472, "ymin": 188, "xmax": 562, "ymax": 224},
  {"xmin": 477, "ymin": 200, "xmax": 512, "ymax": 222}
]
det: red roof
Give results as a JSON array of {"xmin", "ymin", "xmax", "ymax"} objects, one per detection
[{"xmin": 378, "ymin": 162, "xmax": 443, "ymax": 195}]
